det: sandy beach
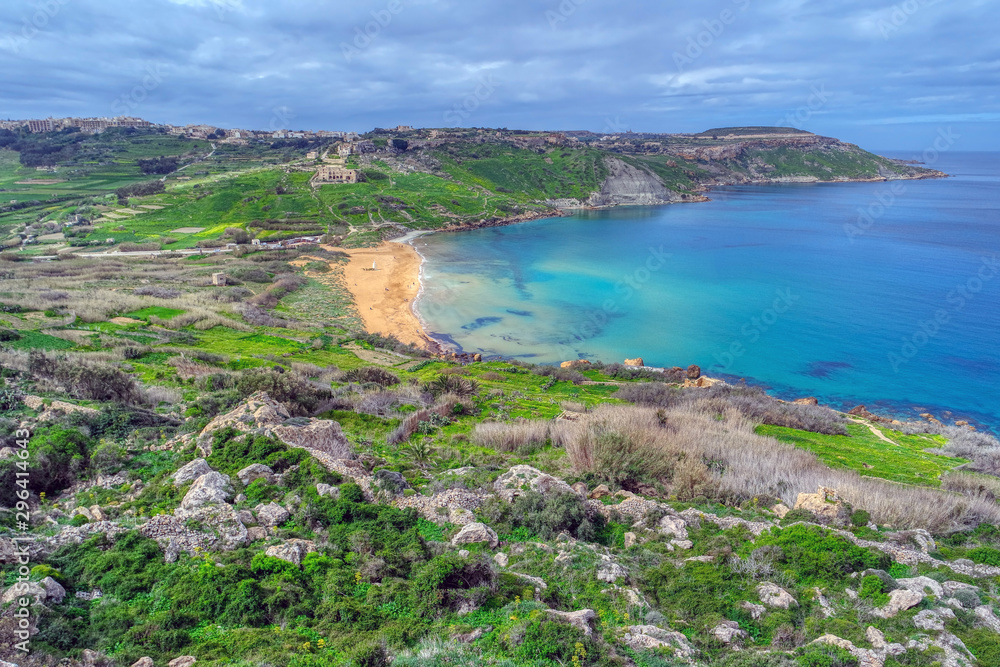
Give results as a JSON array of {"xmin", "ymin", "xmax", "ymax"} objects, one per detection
[{"xmin": 336, "ymin": 238, "xmax": 437, "ymax": 352}]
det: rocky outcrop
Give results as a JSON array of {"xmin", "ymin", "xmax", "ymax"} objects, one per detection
[
  {"xmin": 237, "ymin": 464, "xmax": 275, "ymax": 486},
  {"xmin": 794, "ymin": 486, "xmax": 849, "ymax": 524},
  {"xmin": 875, "ymin": 589, "xmax": 924, "ymax": 618},
  {"xmin": 255, "ymin": 502, "xmax": 290, "ymax": 528},
  {"xmin": 546, "ymin": 609, "xmax": 596, "ymax": 637},
  {"xmin": 180, "ymin": 472, "xmax": 233, "ymax": 510},
  {"xmin": 167, "ymin": 657, "xmax": 196, "ymax": 667},
  {"xmin": 622, "ymin": 625, "xmax": 698, "ymax": 658},
  {"xmin": 494, "ymin": 465, "xmax": 575, "ymax": 502},
  {"xmin": 172, "ymin": 459, "xmax": 213, "ymax": 486},
  {"xmin": 560, "ymin": 360, "xmax": 592, "ymax": 369},
  {"xmin": 623, "ymin": 357, "xmax": 644, "ymax": 367},
  {"xmin": 587, "ymin": 158, "xmax": 682, "ymax": 207},
  {"xmin": 265, "ymin": 539, "xmax": 317, "ymax": 566},
  {"xmin": 451, "ymin": 522, "xmax": 499, "ymax": 549},
  {"xmin": 758, "ymin": 582, "xmax": 797, "ymax": 609}
]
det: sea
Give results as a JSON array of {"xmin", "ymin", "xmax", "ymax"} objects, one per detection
[{"xmin": 413, "ymin": 152, "xmax": 1000, "ymax": 430}]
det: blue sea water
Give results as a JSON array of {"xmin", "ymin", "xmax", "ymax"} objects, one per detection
[{"xmin": 414, "ymin": 152, "xmax": 1000, "ymax": 429}]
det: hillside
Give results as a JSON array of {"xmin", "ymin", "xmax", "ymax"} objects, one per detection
[
  {"xmin": 0, "ymin": 126, "xmax": 943, "ymax": 253},
  {"xmin": 1, "ymin": 245, "xmax": 1000, "ymax": 667}
]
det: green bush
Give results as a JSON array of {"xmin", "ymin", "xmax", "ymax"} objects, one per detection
[
  {"xmin": 781, "ymin": 509, "xmax": 817, "ymax": 524},
  {"xmin": 967, "ymin": 546, "xmax": 1000, "ymax": 566},
  {"xmin": 90, "ymin": 440, "xmax": 128, "ymax": 474},
  {"xmin": 751, "ymin": 525, "xmax": 890, "ymax": 584},
  {"xmin": 795, "ymin": 643, "xmax": 858, "ymax": 667},
  {"xmin": 850, "ymin": 510, "xmax": 870, "ymax": 527},
  {"xmin": 70, "ymin": 514, "xmax": 90, "ymax": 527},
  {"xmin": 859, "ymin": 575, "xmax": 889, "ymax": 606}
]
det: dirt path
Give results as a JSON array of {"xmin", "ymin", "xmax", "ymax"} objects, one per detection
[{"xmin": 848, "ymin": 418, "xmax": 899, "ymax": 446}]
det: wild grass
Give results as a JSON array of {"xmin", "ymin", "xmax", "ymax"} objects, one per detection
[{"xmin": 471, "ymin": 420, "xmax": 553, "ymax": 453}]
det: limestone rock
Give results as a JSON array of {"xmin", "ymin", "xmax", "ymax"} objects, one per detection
[
  {"xmin": 793, "ymin": 397, "xmax": 819, "ymax": 406},
  {"xmin": 560, "ymin": 360, "xmax": 592, "ymax": 369},
  {"xmin": 624, "ymin": 358, "xmax": 644, "ymax": 367},
  {"xmin": 272, "ymin": 419, "xmax": 354, "ymax": 460},
  {"xmin": 247, "ymin": 527, "xmax": 267, "ymax": 542},
  {"xmin": 896, "ymin": 576, "xmax": 943, "ymax": 598},
  {"xmin": 771, "ymin": 503, "xmax": 790, "ymax": 519},
  {"xmin": 180, "ymin": 472, "xmax": 233, "ymax": 510},
  {"xmin": 168, "ymin": 657, "xmax": 197, "ymax": 667},
  {"xmin": 39, "ymin": 576, "xmax": 65, "ymax": 604},
  {"xmin": 451, "ymin": 522, "xmax": 499, "ymax": 548},
  {"xmin": 711, "ymin": 620, "xmax": 747, "ymax": 644},
  {"xmin": 740, "ymin": 601, "xmax": 766, "ymax": 621},
  {"xmin": 914, "ymin": 610, "xmax": 946, "ymax": 632},
  {"xmin": 596, "ymin": 561, "xmax": 628, "ymax": 583},
  {"xmin": 623, "ymin": 532, "xmax": 638, "ymax": 548},
  {"xmin": 670, "ymin": 539, "xmax": 693, "ymax": 550},
  {"xmin": 758, "ymin": 582, "xmax": 797, "ymax": 609},
  {"xmin": 172, "ymin": 458, "xmax": 213, "ymax": 486},
  {"xmin": 316, "ymin": 483, "xmax": 339, "ymax": 499},
  {"xmin": 494, "ymin": 465, "xmax": 575, "ymax": 502},
  {"xmin": 131, "ymin": 659, "xmax": 154, "ymax": 667},
  {"xmin": 546, "ymin": 609, "xmax": 596, "ymax": 636},
  {"xmin": 493, "ymin": 552, "xmax": 509, "ymax": 567},
  {"xmin": 89, "ymin": 505, "xmax": 106, "ymax": 522},
  {"xmin": 265, "ymin": 539, "xmax": 316, "ymax": 566},
  {"xmin": 237, "ymin": 463, "xmax": 275, "ymax": 486},
  {"xmin": 658, "ymin": 515, "xmax": 688, "ymax": 540},
  {"xmin": 74, "ymin": 506, "xmax": 95, "ymax": 522},
  {"xmin": 571, "ymin": 482, "xmax": 588, "ymax": 496},
  {"xmin": 974, "ymin": 605, "xmax": 1000, "ymax": 634},
  {"xmin": 942, "ymin": 581, "xmax": 980, "ymax": 599},
  {"xmin": 589, "ymin": 484, "xmax": 612, "ymax": 499},
  {"xmin": 255, "ymin": 502, "xmax": 290, "ymax": 528},
  {"xmin": 686, "ymin": 364, "xmax": 701, "ymax": 379},
  {"xmin": 793, "ymin": 486, "xmax": 848, "ymax": 524},
  {"xmin": 2, "ymin": 581, "xmax": 46, "ymax": 605},
  {"xmin": 622, "ymin": 625, "xmax": 698, "ymax": 658},
  {"xmin": 876, "ymin": 589, "xmax": 923, "ymax": 618}
]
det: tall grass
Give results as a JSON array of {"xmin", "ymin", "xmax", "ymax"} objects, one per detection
[{"xmin": 472, "ymin": 421, "xmax": 553, "ymax": 453}]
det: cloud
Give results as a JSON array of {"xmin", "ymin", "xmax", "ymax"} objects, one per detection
[{"xmin": 0, "ymin": 0, "xmax": 995, "ymax": 148}]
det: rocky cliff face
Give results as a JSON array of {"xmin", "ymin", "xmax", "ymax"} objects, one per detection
[{"xmin": 585, "ymin": 158, "xmax": 682, "ymax": 207}]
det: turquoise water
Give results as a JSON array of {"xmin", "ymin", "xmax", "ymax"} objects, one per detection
[{"xmin": 415, "ymin": 152, "xmax": 1000, "ymax": 429}]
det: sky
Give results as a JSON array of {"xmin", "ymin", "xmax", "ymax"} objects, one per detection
[{"xmin": 0, "ymin": 0, "xmax": 998, "ymax": 150}]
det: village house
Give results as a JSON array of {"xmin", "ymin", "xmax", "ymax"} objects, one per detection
[{"xmin": 314, "ymin": 165, "xmax": 359, "ymax": 184}]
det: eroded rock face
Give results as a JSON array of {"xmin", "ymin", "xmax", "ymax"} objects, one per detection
[
  {"xmin": 494, "ymin": 465, "xmax": 575, "ymax": 502},
  {"xmin": 39, "ymin": 577, "xmax": 65, "ymax": 604},
  {"xmin": 793, "ymin": 486, "xmax": 849, "ymax": 524},
  {"xmin": 172, "ymin": 459, "xmax": 213, "ymax": 486},
  {"xmin": 758, "ymin": 583, "xmax": 797, "ymax": 609},
  {"xmin": 560, "ymin": 360, "xmax": 592, "ymax": 369},
  {"xmin": 623, "ymin": 357, "xmax": 645, "ymax": 367},
  {"xmin": 587, "ymin": 157, "xmax": 682, "ymax": 207},
  {"xmin": 265, "ymin": 539, "xmax": 316, "ymax": 566},
  {"xmin": 451, "ymin": 522, "xmax": 499, "ymax": 549},
  {"xmin": 180, "ymin": 472, "xmax": 233, "ymax": 510}
]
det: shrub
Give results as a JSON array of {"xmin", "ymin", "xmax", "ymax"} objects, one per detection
[
  {"xmin": 560, "ymin": 406, "xmax": 675, "ymax": 485},
  {"xmin": 751, "ymin": 525, "xmax": 890, "ymax": 584},
  {"xmin": 90, "ymin": 440, "xmax": 128, "ymax": 475},
  {"xmin": 859, "ymin": 575, "xmax": 889, "ymax": 606},
  {"xmin": 236, "ymin": 368, "xmax": 332, "ymax": 416},
  {"xmin": 343, "ymin": 366, "xmax": 401, "ymax": 388},
  {"xmin": 850, "ymin": 510, "xmax": 870, "ymax": 527},
  {"xmin": 471, "ymin": 421, "xmax": 551, "ymax": 453},
  {"xmin": 967, "ymin": 546, "xmax": 1000, "ymax": 566},
  {"xmin": 0, "ymin": 329, "xmax": 21, "ymax": 342}
]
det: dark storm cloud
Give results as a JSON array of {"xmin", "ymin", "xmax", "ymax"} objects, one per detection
[{"xmin": 0, "ymin": 0, "xmax": 997, "ymax": 148}]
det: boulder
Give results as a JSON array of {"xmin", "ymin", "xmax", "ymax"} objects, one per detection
[
  {"xmin": 623, "ymin": 532, "xmax": 638, "ymax": 548},
  {"xmin": 316, "ymin": 483, "xmax": 339, "ymax": 499},
  {"xmin": 571, "ymin": 482, "xmax": 588, "ymax": 496},
  {"xmin": 74, "ymin": 506, "xmax": 96, "ymax": 522},
  {"xmin": 740, "ymin": 601, "xmax": 766, "ymax": 621},
  {"xmin": 451, "ymin": 522, "xmax": 499, "ymax": 549},
  {"xmin": 180, "ymin": 472, "xmax": 233, "ymax": 510},
  {"xmin": 793, "ymin": 486, "xmax": 848, "ymax": 524},
  {"xmin": 624, "ymin": 358, "xmax": 644, "ymax": 367},
  {"xmin": 974, "ymin": 606, "xmax": 1000, "ymax": 634},
  {"xmin": 793, "ymin": 397, "xmax": 819, "ymax": 406},
  {"xmin": 265, "ymin": 539, "xmax": 316, "ymax": 566},
  {"xmin": 247, "ymin": 527, "xmax": 267, "ymax": 542},
  {"xmin": 621, "ymin": 625, "xmax": 698, "ymax": 658},
  {"xmin": 89, "ymin": 505, "xmax": 106, "ymax": 522},
  {"xmin": 374, "ymin": 469, "xmax": 409, "ymax": 495},
  {"xmin": 237, "ymin": 464, "xmax": 275, "ymax": 486},
  {"xmin": 131, "ymin": 659, "xmax": 154, "ymax": 667},
  {"xmin": 1, "ymin": 581, "xmax": 46, "ymax": 605},
  {"xmin": 545, "ymin": 608, "xmax": 596, "ymax": 637},
  {"xmin": 914, "ymin": 610, "xmax": 946, "ymax": 632},
  {"xmin": 771, "ymin": 503, "xmax": 790, "ymax": 519},
  {"xmin": 493, "ymin": 552, "xmax": 509, "ymax": 567},
  {"xmin": 39, "ymin": 576, "xmax": 65, "ymax": 604},
  {"xmin": 896, "ymin": 576, "xmax": 943, "ymax": 598},
  {"xmin": 0, "ymin": 537, "xmax": 19, "ymax": 564},
  {"xmin": 168, "ymin": 658, "xmax": 197, "ymax": 667},
  {"xmin": 494, "ymin": 465, "xmax": 575, "ymax": 502},
  {"xmin": 758, "ymin": 582, "xmax": 797, "ymax": 609},
  {"xmin": 172, "ymin": 458, "xmax": 213, "ymax": 486},
  {"xmin": 686, "ymin": 364, "xmax": 701, "ymax": 380},
  {"xmin": 711, "ymin": 620, "xmax": 747, "ymax": 644},
  {"xmin": 560, "ymin": 360, "xmax": 592, "ymax": 369},
  {"xmin": 255, "ymin": 502, "xmax": 290, "ymax": 528},
  {"xmin": 876, "ymin": 589, "xmax": 924, "ymax": 618},
  {"xmin": 589, "ymin": 484, "xmax": 612, "ymax": 499},
  {"xmin": 596, "ymin": 561, "xmax": 628, "ymax": 583},
  {"xmin": 658, "ymin": 515, "xmax": 688, "ymax": 540},
  {"xmin": 272, "ymin": 420, "xmax": 354, "ymax": 460}
]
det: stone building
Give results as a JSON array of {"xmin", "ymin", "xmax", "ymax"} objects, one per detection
[{"xmin": 314, "ymin": 165, "xmax": 359, "ymax": 184}]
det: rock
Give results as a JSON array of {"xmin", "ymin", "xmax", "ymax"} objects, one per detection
[
  {"xmin": 494, "ymin": 465, "xmax": 575, "ymax": 502},
  {"xmin": 2, "ymin": 581, "xmax": 46, "ymax": 605},
  {"xmin": 848, "ymin": 405, "xmax": 887, "ymax": 422},
  {"xmin": 246, "ymin": 526, "xmax": 267, "ymax": 542},
  {"xmin": 589, "ymin": 484, "xmax": 612, "ymax": 499},
  {"xmin": 493, "ymin": 552, "xmax": 509, "ymax": 567},
  {"xmin": 624, "ymin": 358, "xmax": 644, "ymax": 367},
  {"xmin": 264, "ymin": 539, "xmax": 316, "ymax": 566},
  {"xmin": 670, "ymin": 539, "xmax": 693, "ymax": 550},
  {"xmin": 173, "ymin": 458, "xmax": 213, "ymax": 485},
  {"xmin": 560, "ymin": 360, "xmax": 592, "ymax": 369},
  {"xmin": 814, "ymin": 588, "xmax": 835, "ymax": 618},
  {"xmin": 237, "ymin": 509, "xmax": 256, "ymax": 525},
  {"xmin": 740, "ymin": 601, "xmax": 766, "ymax": 621},
  {"xmin": 451, "ymin": 522, "xmax": 499, "ymax": 548},
  {"xmin": 234, "ymin": 493, "xmax": 246, "ymax": 504},
  {"xmin": 255, "ymin": 502, "xmax": 290, "ymax": 528},
  {"xmin": 81, "ymin": 650, "xmax": 107, "ymax": 666},
  {"xmin": 793, "ymin": 397, "xmax": 819, "ymax": 406},
  {"xmin": 866, "ymin": 626, "xmax": 889, "ymax": 650},
  {"xmin": 622, "ymin": 625, "xmax": 698, "ymax": 658},
  {"xmin": 624, "ymin": 532, "xmax": 638, "ymax": 548},
  {"xmin": 896, "ymin": 576, "xmax": 943, "ymax": 598},
  {"xmin": 658, "ymin": 515, "xmax": 688, "ymax": 540},
  {"xmin": 914, "ymin": 610, "xmax": 946, "ymax": 632},
  {"xmin": 920, "ymin": 412, "xmax": 943, "ymax": 425},
  {"xmin": 89, "ymin": 505, "xmax": 106, "ymax": 522},
  {"xmin": 458, "ymin": 549, "xmax": 470, "ymax": 558},
  {"xmin": 758, "ymin": 582, "xmax": 797, "ymax": 609},
  {"xmin": 316, "ymin": 483, "xmax": 339, "ymax": 499},
  {"xmin": 596, "ymin": 561, "xmax": 628, "ymax": 583},
  {"xmin": 793, "ymin": 486, "xmax": 848, "ymax": 524},
  {"xmin": 876, "ymin": 589, "xmax": 923, "ymax": 618},
  {"xmin": 686, "ymin": 364, "xmax": 701, "ymax": 379},
  {"xmin": 942, "ymin": 581, "xmax": 980, "ymax": 598},
  {"xmin": 711, "ymin": 620, "xmax": 747, "ymax": 644},
  {"xmin": 131, "ymin": 659, "xmax": 154, "ymax": 667},
  {"xmin": 0, "ymin": 537, "xmax": 19, "ymax": 564},
  {"xmin": 974, "ymin": 605, "xmax": 1000, "ymax": 634},
  {"xmin": 374, "ymin": 469, "xmax": 409, "ymax": 495},
  {"xmin": 180, "ymin": 472, "xmax": 233, "ymax": 510},
  {"xmin": 685, "ymin": 555, "xmax": 715, "ymax": 563},
  {"xmin": 771, "ymin": 503, "xmax": 790, "ymax": 519},
  {"xmin": 545, "ymin": 608, "xmax": 596, "ymax": 636},
  {"xmin": 168, "ymin": 657, "xmax": 197, "ymax": 667},
  {"xmin": 39, "ymin": 576, "xmax": 65, "ymax": 604},
  {"xmin": 74, "ymin": 506, "xmax": 95, "ymax": 522},
  {"xmin": 571, "ymin": 482, "xmax": 588, "ymax": 496},
  {"xmin": 237, "ymin": 464, "xmax": 275, "ymax": 486}
]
